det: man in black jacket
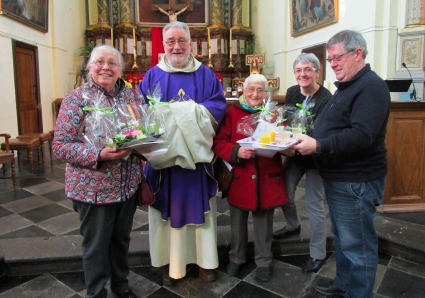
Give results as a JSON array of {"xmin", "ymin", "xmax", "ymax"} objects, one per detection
[{"xmin": 294, "ymin": 30, "xmax": 390, "ymax": 298}]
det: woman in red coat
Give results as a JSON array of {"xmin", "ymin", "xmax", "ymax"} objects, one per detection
[{"xmin": 213, "ymin": 74, "xmax": 294, "ymax": 282}]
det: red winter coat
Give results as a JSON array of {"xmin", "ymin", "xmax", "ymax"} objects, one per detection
[{"xmin": 212, "ymin": 102, "xmax": 288, "ymax": 211}]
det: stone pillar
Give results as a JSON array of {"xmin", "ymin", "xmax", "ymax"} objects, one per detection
[
  {"xmin": 97, "ymin": 0, "xmax": 109, "ymax": 25},
  {"xmin": 232, "ymin": 0, "xmax": 243, "ymax": 27},
  {"xmin": 406, "ymin": 0, "xmax": 425, "ymax": 27},
  {"xmin": 228, "ymin": 0, "xmax": 252, "ymax": 72},
  {"xmin": 119, "ymin": 0, "xmax": 132, "ymax": 25},
  {"xmin": 114, "ymin": 0, "xmax": 138, "ymax": 71},
  {"xmin": 85, "ymin": 0, "xmax": 112, "ymax": 47},
  {"xmin": 211, "ymin": 0, "xmax": 223, "ymax": 26}
]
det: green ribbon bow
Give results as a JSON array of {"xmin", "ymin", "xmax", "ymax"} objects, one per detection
[
  {"xmin": 82, "ymin": 106, "xmax": 113, "ymax": 115},
  {"xmin": 147, "ymin": 96, "xmax": 170, "ymax": 111},
  {"xmin": 255, "ymin": 105, "xmax": 273, "ymax": 115},
  {"xmin": 296, "ymin": 103, "xmax": 311, "ymax": 115}
]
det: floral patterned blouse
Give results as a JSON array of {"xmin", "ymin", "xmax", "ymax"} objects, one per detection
[{"xmin": 52, "ymin": 79, "xmax": 144, "ymax": 204}]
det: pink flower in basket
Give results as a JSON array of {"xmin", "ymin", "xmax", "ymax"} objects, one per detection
[{"xmin": 123, "ymin": 129, "xmax": 143, "ymax": 137}]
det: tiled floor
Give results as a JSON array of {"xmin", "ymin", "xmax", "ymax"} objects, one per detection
[{"xmin": 1, "ymin": 146, "xmax": 425, "ymax": 297}]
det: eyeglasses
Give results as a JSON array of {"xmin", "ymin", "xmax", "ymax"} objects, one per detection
[
  {"xmin": 246, "ymin": 88, "xmax": 265, "ymax": 94},
  {"xmin": 163, "ymin": 39, "xmax": 190, "ymax": 47},
  {"xmin": 326, "ymin": 50, "xmax": 355, "ymax": 63},
  {"xmin": 92, "ymin": 59, "xmax": 119, "ymax": 68},
  {"xmin": 294, "ymin": 67, "xmax": 317, "ymax": 75}
]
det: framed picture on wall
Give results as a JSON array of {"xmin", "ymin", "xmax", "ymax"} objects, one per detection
[
  {"xmin": 0, "ymin": 0, "xmax": 49, "ymax": 33},
  {"xmin": 136, "ymin": 0, "xmax": 208, "ymax": 26},
  {"xmin": 291, "ymin": 0, "xmax": 338, "ymax": 37}
]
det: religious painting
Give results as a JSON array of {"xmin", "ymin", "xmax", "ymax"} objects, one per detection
[
  {"xmin": 136, "ymin": 0, "xmax": 208, "ymax": 26},
  {"xmin": 290, "ymin": 0, "xmax": 338, "ymax": 37},
  {"xmin": 0, "ymin": 0, "xmax": 49, "ymax": 33}
]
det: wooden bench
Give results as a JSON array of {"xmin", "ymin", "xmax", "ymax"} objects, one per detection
[
  {"xmin": 17, "ymin": 132, "xmax": 53, "ymax": 162},
  {"xmin": 1, "ymin": 138, "xmax": 40, "ymax": 172},
  {"xmin": 0, "ymin": 133, "xmax": 16, "ymax": 186}
]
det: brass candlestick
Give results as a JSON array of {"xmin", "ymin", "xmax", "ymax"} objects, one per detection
[
  {"xmin": 207, "ymin": 27, "xmax": 213, "ymax": 68},
  {"xmin": 111, "ymin": 27, "xmax": 113, "ymax": 47},
  {"xmin": 228, "ymin": 28, "xmax": 234, "ymax": 68},
  {"xmin": 132, "ymin": 27, "xmax": 139, "ymax": 69}
]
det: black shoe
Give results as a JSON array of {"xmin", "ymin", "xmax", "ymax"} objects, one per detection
[
  {"xmin": 314, "ymin": 279, "xmax": 345, "ymax": 296},
  {"xmin": 199, "ymin": 267, "xmax": 216, "ymax": 282},
  {"xmin": 163, "ymin": 273, "xmax": 179, "ymax": 286},
  {"xmin": 162, "ymin": 265, "xmax": 180, "ymax": 286},
  {"xmin": 302, "ymin": 257, "xmax": 325, "ymax": 273},
  {"xmin": 257, "ymin": 267, "xmax": 271, "ymax": 282},
  {"xmin": 272, "ymin": 225, "xmax": 301, "ymax": 239},
  {"xmin": 227, "ymin": 262, "xmax": 240, "ymax": 276},
  {"xmin": 113, "ymin": 289, "xmax": 138, "ymax": 298}
]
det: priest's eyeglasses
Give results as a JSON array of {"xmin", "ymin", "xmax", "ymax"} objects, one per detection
[
  {"xmin": 92, "ymin": 59, "xmax": 119, "ymax": 68},
  {"xmin": 326, "ymin": 50, "xmax": 355, "ymax": 63},
  {"xmin": 164, "ymin": 39, "xmax": 190, "ymax": 46}
]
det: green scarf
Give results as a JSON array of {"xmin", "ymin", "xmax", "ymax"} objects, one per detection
[{"xmin": 239, "ymin": 94, "xmax": 262, "ymax": 112}]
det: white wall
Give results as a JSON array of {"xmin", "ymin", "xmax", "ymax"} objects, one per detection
[
  {"xmin": 0, "ymin": 0, "xmax": 86, "ymax": 137},
  {"xmin": 251, "ymin": 0, "xmax": 404, "ymax": 96},
  {"xmin": 0, "ymin": 0, "xmax": 409, "ymax": 138}
]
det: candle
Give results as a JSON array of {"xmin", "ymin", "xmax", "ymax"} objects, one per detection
[
  {"xmin": 111, "ymin": 28, "xmax": 113, "ymax": 47},
  {"xmin": 229, "ymin": 29, "xmax": 232, "ymax": 59},
  {"xmin": 207, "ymin": 27, "xmax": 211, "ymax": 59},
  {"xmin": 133, "ymin": 27, "xmax": 136, "ymax": 47}
]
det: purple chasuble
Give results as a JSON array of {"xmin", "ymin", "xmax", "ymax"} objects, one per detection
[{"xmin": 138, "ymin": 65, "xmax": 227, "ymax": 228}]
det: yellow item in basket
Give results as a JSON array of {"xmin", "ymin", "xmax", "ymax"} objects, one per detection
[{"xmin": 259, "ymin": 134, "xmax": 272, "ymax": 144}]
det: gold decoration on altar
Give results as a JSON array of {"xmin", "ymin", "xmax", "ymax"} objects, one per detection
[
  {"xmin": 132, "ymin": 27, "xmax": 139, "ymax": 69},
  {"xmin": 246, "ymin": 54, "xmax": 264, "ymax": 74}
]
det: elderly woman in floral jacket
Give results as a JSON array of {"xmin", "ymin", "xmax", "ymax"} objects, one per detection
[
  {"xmin": 213, "ymin": 74, "xmax": 294, "ymax": 282},
  {"xmin": 53, "ymin": 45, "xmax": 142, "ymax": 298}
]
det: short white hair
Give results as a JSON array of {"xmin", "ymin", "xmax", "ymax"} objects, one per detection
[{"xmin": 243, "ymin": 74, "xmax": 268, "ymax": 90}]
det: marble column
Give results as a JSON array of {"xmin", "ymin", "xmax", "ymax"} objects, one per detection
[
  {"xmin": 119, "ymin": 0, "xmax": 132, "ymax": 25},
  {"xmin": 211, "ymin": 0, "xmax": 223, "ymax": 26},
  {"xmin": 97, "ymin": 0, "xmax": 110, "ymax": 25},
  {"xmin": 85, "ymin": 0, "xmax": 112, "ymax": 46},
  {"xmin": 406, "ymin": 0, "xmax": 425, "ymax": 27},
  {"xmin": 232, "ymin": 0, "xmax": 243, "ymax": 27},
  {"xmin": 114, "ymin": 0, "xmax": 138, "ymax": 70}
]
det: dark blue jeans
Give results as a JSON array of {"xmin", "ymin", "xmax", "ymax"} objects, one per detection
[
  {"xmin": 322, "ymin": 176, "xmax": 386, "ymax": 298},
  {"xmin": 73, "ymin": 197, "xmax": 137, "ymax": 298}
]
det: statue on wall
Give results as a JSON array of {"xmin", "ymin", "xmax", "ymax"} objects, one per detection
[{"xmin": 155, "ymin": 4, "xmax": 189, "ymax": 23}]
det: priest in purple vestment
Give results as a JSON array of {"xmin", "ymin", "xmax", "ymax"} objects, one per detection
[{"xmin": 137, "ymin": 21, "xmax": 227, "ymax": 286}]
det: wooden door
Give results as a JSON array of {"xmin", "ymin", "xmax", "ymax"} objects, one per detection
[{"xmin": 13, "ymin": 41, "xmax": 42, "ymax": 134}]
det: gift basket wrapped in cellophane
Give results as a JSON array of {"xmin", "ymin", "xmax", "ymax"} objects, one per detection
[
  {"xmin": 79, "ymin": 85, "xmax": 171, "ymax": 159},
  {"xmin": 236, "ymin": 95, "xmax": 297, "ymax": 158}
]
